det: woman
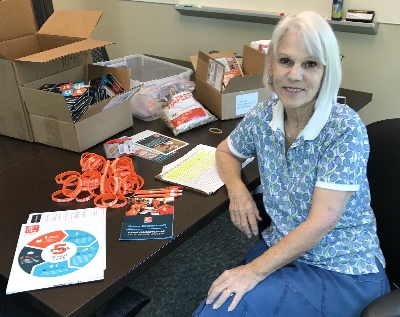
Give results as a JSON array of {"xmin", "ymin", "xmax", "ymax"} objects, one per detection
[{"xmin": 193, "ymin": 11, "xmax": 389, "ymax": 317}]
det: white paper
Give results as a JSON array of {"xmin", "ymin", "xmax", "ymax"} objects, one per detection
[
  {"xmin": 206, "ymin": 59, "xmax": 224, "ymax": 92},
  {"xmin": 7, "ymin": 208, "xmax": 106, "ymax": 294},
  {"xmin": 236, "ymin": 92, "xmax": 258, "ymax": 115},
  {"xmin": 160, "ymin": 144, "xmax": 253, "ymax": 195}
]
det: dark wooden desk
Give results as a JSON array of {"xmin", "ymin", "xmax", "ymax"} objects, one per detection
[
  {"xmin": 0, "ymin": 117, "xmax": 261, "ymax": 317},
  {"xmin": 0, "ymin": 57, "xmax": 373, "ymax": 317}
]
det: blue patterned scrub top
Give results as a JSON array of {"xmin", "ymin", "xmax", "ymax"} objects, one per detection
[{"xmin": 227, "ymin": 96, "xmax": 385, "ymax": 275}]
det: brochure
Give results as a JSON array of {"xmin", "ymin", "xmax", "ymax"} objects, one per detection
[
  {"xmin": 103, "ymin": 130, "xmax": 187, "ymax": 163},
  {"xmin": 6, "ymin": 209, "xmax": 106, "ymax": 294},
  {"xmin": 133, "ymin": 130, "xmax": 188, "ymax": 156},
  {"xmin": 214, "ymin": 56, "xmax": 244, "ymax": 88},
  {"xmin": 120, "ymin": 197, "xmax": 174, "ymax": 241}
]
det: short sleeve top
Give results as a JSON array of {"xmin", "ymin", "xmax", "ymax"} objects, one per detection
[{"xmin": 227, "ymin": 96, "xmax": 385, "ymax": 275}]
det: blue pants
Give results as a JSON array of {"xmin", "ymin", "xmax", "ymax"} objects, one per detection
[{"xmin": 193, "ymin": 239, "xmax": 390, "ymax": 317}]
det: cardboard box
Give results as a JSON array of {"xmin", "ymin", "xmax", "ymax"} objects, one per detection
[
  {"xmin": 20, "ymin": 64, "xmax": 139, "ymax": 152},
  {"xmin": 190, "ymin": 45, "xmax": 269, "ymax": 120},
  {"xmin": 0, "ymin": 0, "xmax": 112, "ymax": 141}
]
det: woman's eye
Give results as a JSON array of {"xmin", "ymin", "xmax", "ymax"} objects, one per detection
[
  {"xmin": 279, "ymin": 58, "xmax": 292, "ymax": 65},
  {"xmin": 304, "ymin": 61, "xmax": 317, "ymax": 68}
]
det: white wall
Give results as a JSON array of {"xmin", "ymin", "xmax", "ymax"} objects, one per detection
[{"xmin": 53, "ymin": 0, "xmax": 400, "ymax": 125}]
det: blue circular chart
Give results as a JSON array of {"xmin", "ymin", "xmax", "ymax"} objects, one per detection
[{"xmin": 18, "ymin": 229, "xmax": 99, "ymax": 277}]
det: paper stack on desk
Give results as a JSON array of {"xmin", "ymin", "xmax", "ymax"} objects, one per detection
[
  {"xmin": 6, "ymin": 208, "xmax": 106, "ymax": 294},
  {"xmin": 157, "ymin": 144, "xmax": 254, "ymax": 195}
]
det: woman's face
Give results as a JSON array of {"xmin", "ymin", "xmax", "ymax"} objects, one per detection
[{"xmin": 269, "ymin": 29, "xmax": 324, "ymax": 110}]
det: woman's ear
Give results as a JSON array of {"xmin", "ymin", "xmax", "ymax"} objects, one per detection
[{"xmin": 266, "ymin": 48, "xmax": 274, "ymax": 76}]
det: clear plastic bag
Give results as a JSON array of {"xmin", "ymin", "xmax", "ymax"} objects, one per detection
[
  {"xmin": 155, "ymin": 80, "xmax": 217, "ymax": 136},
  {"xmin": 147, "ymin": 79, "xmax": 195, "ymax": 104},
  {"xmin": 129, "ymin": 80, "xmax": 158, "ymax": 121},
  {"xmin": 129, "ymin": 78, "xmax": 196, "ymax": 122}
]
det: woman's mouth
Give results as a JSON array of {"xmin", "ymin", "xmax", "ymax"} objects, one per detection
[{"xmin": 285, "ymin": 87, "xmax": 304, "ymax": 92}]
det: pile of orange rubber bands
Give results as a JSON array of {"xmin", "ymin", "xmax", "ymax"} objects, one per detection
[{"xmin": 51, "ymin": 152, "xmax": 144, "ymax": 208}]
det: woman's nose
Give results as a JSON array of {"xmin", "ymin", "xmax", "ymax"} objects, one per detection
[{"xmin": 287, "ymin": 64, "xmax": 303, "ymax": 81}]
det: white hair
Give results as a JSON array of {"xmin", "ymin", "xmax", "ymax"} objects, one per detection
[{"xmin": 264, "ymin": 11, "xmax": 342, "ymax": 109}]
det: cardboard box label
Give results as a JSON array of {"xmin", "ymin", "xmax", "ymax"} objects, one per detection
[
  {"xmin": 206, "ymin": 59, "xmax": 223, "ymax": 92},
  {"xmin": 61, "ymin": 51, "xmax": 91, "ymax": 69},
  {"xmin": 236, "ymin": 92, "xmax": 258, "ymax": 115}
]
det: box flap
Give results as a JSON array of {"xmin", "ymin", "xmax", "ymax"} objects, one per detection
[
  {"xmin": 0, "ymin": 0, "xmax": 36, "ymax": 42},
  {"xmin": 224, "ymin": 74, "xmax": 265, "ymax": 94},
  {"xmin": 15, "ymin": 39, "xmax": 113, "ymax": 63},
  {"xmin": 190, "ymin": 50, "xmax": 235, "ymax": 72},
  {"xmin": 242, "ymin": 45, "xmax": 266, "ymax": 75},
  {"xmin": 38, "ymin": 10, "xmax": 103, "ymax": 38}
]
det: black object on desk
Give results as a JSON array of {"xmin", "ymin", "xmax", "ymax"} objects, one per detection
[{"xmin": 0, "ymin": 56, "xmax": 373, "ymax": 317}]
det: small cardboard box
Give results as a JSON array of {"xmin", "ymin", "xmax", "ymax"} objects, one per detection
[
  {"xmin": 190, "ymin": 45, "xmax": 269, "ymax": 120},
  {"xmin": 20, "ymin": 64, "xmax": 139, "ymax": 152},
  {"xmin": 0, "ymin": 0, "xmax": 113, "ymax": 141}
]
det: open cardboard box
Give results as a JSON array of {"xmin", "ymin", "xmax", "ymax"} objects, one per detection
[
  {"xmin": 0, "ymin": 0, "xmax": 112, "ymax": 141},
  {"xmin": 20, "ymin": 64, "xmax": 139, "ymax": 152},
  {"xmin": 190, "ymin": 45, "xmax": 269, "ymax": 120}
]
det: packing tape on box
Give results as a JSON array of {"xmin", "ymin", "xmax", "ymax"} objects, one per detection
[
  {"xmin": 12, "ymin": 110, "xmax": 27, "ymax": 140},
  {"xmin": 44, "ymin": 119, "xmax": 62, "ymax": 146}
]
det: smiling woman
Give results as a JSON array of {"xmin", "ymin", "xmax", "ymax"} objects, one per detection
[{"xmin": 193, "ymin": 10, "xmax": 390, "ymax": 317}]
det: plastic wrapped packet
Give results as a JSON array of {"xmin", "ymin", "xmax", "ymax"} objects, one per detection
[
  {"xmin": 130, "ymin": 78, "xmax": 196, "ymax": 122},
  {"xmin": 250, "ymin": 40, "xmax": 270, "ymax": 54},
  {"xmin": 129, "ymin": 79, "xmax": 158, "ymax": 121},
  {"xmin": 157, "ymin": 90, "xmax": 217, "ymax": 136}
]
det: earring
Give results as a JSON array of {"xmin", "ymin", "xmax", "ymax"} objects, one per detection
[{"xmin": 267, "ymin": 75, "xmax": 273, "ymax": 85}]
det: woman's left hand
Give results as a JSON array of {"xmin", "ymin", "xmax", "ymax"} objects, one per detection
[{"xmin": 206, "ymin": 262, "xmax": 263, "ymax": 312}]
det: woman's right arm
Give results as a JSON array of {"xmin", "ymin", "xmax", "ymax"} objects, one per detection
[{"xmin": 216, "ymin": 138, "xmax": 262, "ymax": 238}]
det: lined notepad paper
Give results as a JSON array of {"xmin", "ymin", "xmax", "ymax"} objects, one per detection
[{"xmin": 160, "ymin": 144, "xmax": 253, "ymax": 195}]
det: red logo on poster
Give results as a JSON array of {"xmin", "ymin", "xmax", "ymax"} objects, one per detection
[
  {"xmin": 51, "ymin": 243, "xmax": 68, "ymax": 255},
  {"xmin": 25, "ymin": 225, "xmax": 40, "ymax": 233},
  {"xmin": 144, "ymin": 217, "xmax": 153, "ymax": 223}
]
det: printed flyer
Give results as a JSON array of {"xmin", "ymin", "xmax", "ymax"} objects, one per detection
[{"xmin": 120, "ymin": 197, "xmax": 174, "ymax": 241}]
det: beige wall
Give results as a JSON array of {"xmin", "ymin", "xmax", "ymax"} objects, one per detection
[{"xmin": 53, "ymin": 0, "xmax": 400, "ymax": 125}]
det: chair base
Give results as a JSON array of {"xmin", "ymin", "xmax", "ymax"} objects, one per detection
[{"xmin": 91, "ymin": 287, "xmax": 151, "ymax": 317}]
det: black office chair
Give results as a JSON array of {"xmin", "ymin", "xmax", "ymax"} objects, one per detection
[{"xmin": 361, "ymin": 118, "xmax": 400, "ymax": 317}]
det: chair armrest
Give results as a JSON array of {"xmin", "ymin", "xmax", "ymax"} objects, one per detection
[{"xmin": 361, "ymin": 288, "xmax": 400, "ymax": 317}]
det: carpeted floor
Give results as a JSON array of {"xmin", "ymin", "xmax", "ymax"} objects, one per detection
[
  {"xmin": 0, "ymin": 211, "xmax": 258, "ymax": 317},
  {"xmin": 131, "ymin": 210, "xmax": 258, "ymax": 317}
]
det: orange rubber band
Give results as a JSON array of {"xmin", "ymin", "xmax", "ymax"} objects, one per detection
[
  {"xmin": 55, "ymin": 171, "xmax": 81, "ymax": 184},
  {"xmin": 62, "ymin": 175, "xmax": 82, "ymax": 198},
  {"xmin": 52, "ymin": 152, "xmax": 145, "ymax": 208},
  {"xmin": 108, "ymin": 194, "xmax": 127, "ymax": 208},
  {"xmin": 94, "ymin": 193, "xmax": 118, "ymax": 208},
  {"xmin": 51, "ymin": 189, "xmax": 75, "ymax": 202}
]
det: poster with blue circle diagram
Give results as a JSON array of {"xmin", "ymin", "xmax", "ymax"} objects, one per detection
[{"xmin": 6, "ymin": 212, "xmax": 105, "ymax": 295}]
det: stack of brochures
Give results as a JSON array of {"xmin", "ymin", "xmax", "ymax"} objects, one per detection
[
  {"xmin": 40, "ymin": 73, "xmax": 125, "ymax": 123},
  {"xmin": 6, "ymin": 208, "xmax": 106, "ymax": 294}
]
